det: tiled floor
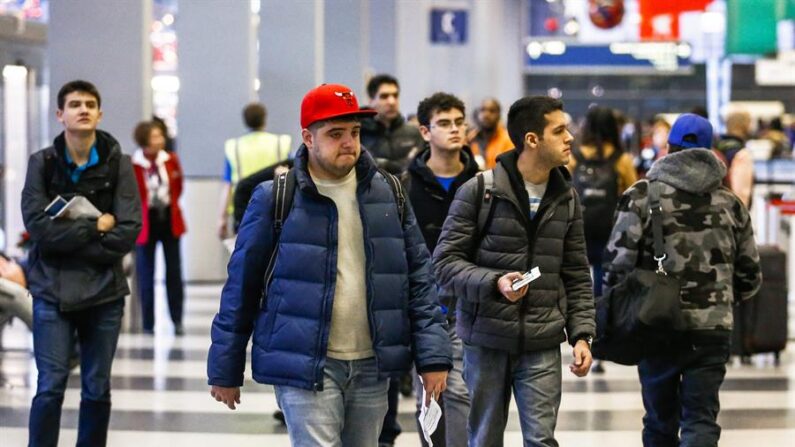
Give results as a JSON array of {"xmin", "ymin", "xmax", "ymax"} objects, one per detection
[{"xmin": 2, "ymin": 284, "xmax": 794, "ymax": 446}]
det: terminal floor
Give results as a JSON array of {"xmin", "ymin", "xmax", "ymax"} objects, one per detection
[{"xmin": 1, "ymin": 284, "xmax": 794, "ymax": 446}]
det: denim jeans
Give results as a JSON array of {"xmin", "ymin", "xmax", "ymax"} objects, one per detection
[
  {"xmin": 586, "ymin": 240, "xmax": 607, "ymax": 297},
  {"xmin": 638, "ymin": 342, "xmax": 730, "ymax": 447},
  {"xmin": 415, "ymin": 324, "xmax": 470, "ymax": 447},
  {"xmin": 275, "ymin": 357, "xmax": 389, "ymax": 447},
  {"xmin": 136, "ymin": 207, "xmax": 185, "ymax": 331},
  {"xmin": 29, "ymin": 297, "xmax": 124, "ymax": 447},
  {"xmin": 463, "ymin": 343, "xmax": 562, "ymax": 447},
  {"xmin": 379, "ymin": 377, "xmax": 402, "ymax": 444}
]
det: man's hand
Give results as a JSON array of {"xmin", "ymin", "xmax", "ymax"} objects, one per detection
[
  {"xmin": 97, "ymin": 213, "xmax": 116, "ymax": 233},
  {"xmin": 0, "ymin": 257, "xmax": 26, "ymax": 287},
  {"xmin": 210, "ymin": 385, "xmax": 241, "ymax": 410},
  {"xmin": 569, "ymin": 339, "xmax": 593, "ymax": 377},
  {"xmin": 217, "ymin": 217, "xmax": 229, "ymax": 239},
  {"xmin": 497, "ymin": 272, "xmax": 528, "ymax": 302},
  {"xmin": 420, "ymin": 371, "xmax": 448, "ymax": 406}
]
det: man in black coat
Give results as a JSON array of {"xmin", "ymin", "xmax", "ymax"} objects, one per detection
[
  {"xmin": 405, "ymin": 92, "xmax": 479, "ymax": 447},
  {"xmin": 22, "ymin": 80, "xmax": 141, "ymax": 447},
  {"xmin": 360, "ymin": 74, "xmax": 425, "ymax": 176},
  {"xmin": 433, "ymin": 96, "xmax": 595, "ymax": 447}
]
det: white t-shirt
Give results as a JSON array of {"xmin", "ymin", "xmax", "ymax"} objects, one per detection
[
  {"xmin": 524, "ymin": 180, "xmax": 548, "ymax": 220},
  {"xmin": 312, "ymin": 168, "xmax": 374, "ymax": 360}
]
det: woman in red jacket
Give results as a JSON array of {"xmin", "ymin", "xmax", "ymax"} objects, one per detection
[{"xmin": 132, "ymin": 121, "xmax": 187, "ymax": 335}]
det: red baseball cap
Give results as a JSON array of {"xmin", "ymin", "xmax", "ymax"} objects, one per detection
[{"xmin": 300, "ymin": 83, "xmax": 376, "ymax": 129}]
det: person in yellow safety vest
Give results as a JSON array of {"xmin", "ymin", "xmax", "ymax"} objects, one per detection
[{"xmin": 216, "ymin": 102, "xmax": 292, "ymax": 239}]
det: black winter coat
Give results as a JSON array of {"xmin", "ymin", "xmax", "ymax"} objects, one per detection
[
  {"xmin": 404, "ymin": 147, "xmax": 480, "ymax": 253},
  {"xmin": 22, "ymin": 131, "xmax": 142, "ymax": 311},
  {"xmin": 433, "ymin": 150, "xmax": 595, "ymax": 353},
  {"xmin": 361, "ymin": 114, "xmax": 425, "ymax": 175}
]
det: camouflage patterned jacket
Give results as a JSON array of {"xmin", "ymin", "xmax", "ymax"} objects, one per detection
[{"xmin": 603, "ymin": 148, "xmax": 762, "ymax": 339}]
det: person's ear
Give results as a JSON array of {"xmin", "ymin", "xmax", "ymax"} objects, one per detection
[
  {"xmin": 419, "ymin": 125, "xmax": 431, "ymax": 143},
  {"xmin": 524, "ymin": 131, "xmax": 539, "ymax": 151},
  {"xmin": 301, "ymin": 128, "xmax": 314, "ymax": 149}
]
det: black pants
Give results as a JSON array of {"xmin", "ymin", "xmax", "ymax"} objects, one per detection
[
  {"xmin": 638, "ymin": 341, "xmax": 729, "ymax": 447},
  {"xmin": 136, "ymin": 207, "xmax": 185, "ymax": 331}
]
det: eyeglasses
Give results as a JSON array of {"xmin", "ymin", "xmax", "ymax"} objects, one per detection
[{"xmin": 431, "ymin": 119, "xmax": 467, "ymax": 130}]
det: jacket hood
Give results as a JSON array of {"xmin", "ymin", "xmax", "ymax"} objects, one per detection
[
  {"xmin": 53, "ymin": 129, "xmax": 122, "ymax": 164},
  {"xmin": 408, "ymin": 146, "xmax": 480, "ymax": 184},
  {"xmin": 293, "ymin": 143, "xmax": 379, "ymax": 193},
  {"xmin": 495, "ymin": 149, "xmax": 573, "ymax": 194},
  {"xmin": 647, "ymin": 148, "xmax": 726, "ymax": 194}
]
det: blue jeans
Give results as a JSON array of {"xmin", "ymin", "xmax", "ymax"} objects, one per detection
[
  {"xmin": 415, "ymin": 324, "xmax": 470, "ymax": 447},
  {"xmin": 275, "ymin": 357, "xmax": 389, "ymax": 447},
  {"xmin": 463, "ymin": 343, "xmax": 561, "ymax": 447},
  {"xmin": 638, "ymin": 342, "xmax": 729, "ymax": 447},
  {"xmin": 29, "ymin": 297, "xmax": 124, "ymax": 447},
  {"xmin": 136, "ymin": 207, "xmax": 185, "ymax": 331}
]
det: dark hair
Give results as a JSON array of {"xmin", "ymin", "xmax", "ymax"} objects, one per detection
[
  {"xmin": 580, "ymin": 106, "xmax": 623, "ymax": 158},
  {"xmin": 366, "ymin": 74, "xmax": 399, "ymax": 99},
  {"xmin": 416, "ymin": 92, "xmax": 466, "ymax": 127},
  {"xmin": 243, "ymin": 103, "xmax": 267, "ymax": 130},
  {"xmin": 133, "ymin": 121, "xmax": 157, "ymax": 148},
  {"xmin": 507, "ymin": 96, "xmax": 563, "ymax": 150},
  {"xmin": 480, "ymin": 98, "xmax": 502, "ymax": 114},
  {"xmin": 667, "ymin": 134, "xmax": 699, "ymax": 154},
  {"xmin": 57, "ymin": 80, "xmax": 101, "ymax": 110}
]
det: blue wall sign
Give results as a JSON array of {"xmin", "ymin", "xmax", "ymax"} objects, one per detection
[{"xmin": 431, "ymin": 9, "xmax": 468, "ymax": 44}]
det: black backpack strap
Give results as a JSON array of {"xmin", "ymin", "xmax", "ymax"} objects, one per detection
[
  {"xmin": 378, "ymin": 167, "xmax": 406, "ymax": 225},
  {"xmin": 476, "ymin": 170, "xmax": 495, "ymax": 234},
  {"xmin": 262, "ymin": 169, "xmax": 296, "ymax": 308},
  {"xmin": 648, "ymin": 180, "xmax": 667, "ymax": 274}
]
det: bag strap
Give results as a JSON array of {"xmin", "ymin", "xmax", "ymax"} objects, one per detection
[
  {"xmin": 234, "ymin": 138, "xmax": 243, "ymax": 184},
  {"xmin": 648, "ymin": 180, "xmax": 667, "ymax": 274},
  {"xmin": 262, "ymin": 169, "xmax": 296, "ymax": 307},
  {"xmin": 476, "ymin": 170, "xmax": 495, "ymax": 234},
  {"xmin": 378, "ymin": 168, "xmax": 406, "ymax": 225}
]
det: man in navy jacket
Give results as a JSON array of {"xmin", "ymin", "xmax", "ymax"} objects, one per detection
[{"xmin": 207, "ymin": 83, "xmax": 451, "ymax": 447}]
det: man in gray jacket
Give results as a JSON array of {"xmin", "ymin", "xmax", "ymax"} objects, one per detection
[
  {"xmin": 434, "ymin": 96, "xmax": 595, "ymax": 446},
  {"xmin": 22, "ymin": 80, "xmax": 141, "ymax": 447},
  {"xmin": 603, "ymin": 113, "xmax": 762, "ymax": 446}
]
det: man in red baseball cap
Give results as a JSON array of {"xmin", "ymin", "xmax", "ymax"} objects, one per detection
[{"xmin": 208, "ymin": 83, "xmax": 452, "ymax": 446}]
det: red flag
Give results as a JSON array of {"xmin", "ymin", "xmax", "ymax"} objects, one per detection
[{"xmin": 639, "ymin": 0, "xmax": 712, "ymax": 40}]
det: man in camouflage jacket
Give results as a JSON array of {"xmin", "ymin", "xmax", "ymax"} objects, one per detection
[{"xmin": 603, "ymin": 114, "xmax": 762, "ymax": 447}]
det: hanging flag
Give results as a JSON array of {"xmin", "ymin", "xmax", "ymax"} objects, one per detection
[
  {"xmin": 726, "ymin": 0, "xmax": 778, "ymax": 55},
  {"xmin": 639, "ymin": 0, "xmax": 712, "ymax": 40}
]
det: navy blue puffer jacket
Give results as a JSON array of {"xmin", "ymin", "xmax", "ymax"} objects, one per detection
[{"xmin": 207, "ymin": 146, "xmax": 452, "ymax": 391}]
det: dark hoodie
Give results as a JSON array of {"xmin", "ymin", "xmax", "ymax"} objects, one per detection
[
  {"xmin": 21, "ymin": 130, "xmax": 142, "ymax": 311},
  {"xmin": 604, "ymin": 148, "xmax": 762, "ymax": 338},
  {"xmin": 404, "ymin": 146, "xmax": 480, "ymax": 253}
]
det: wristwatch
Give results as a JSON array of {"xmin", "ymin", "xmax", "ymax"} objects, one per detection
[{"xmin": 577, "ymin": 335, "xmax": 593, "ymax": 349}]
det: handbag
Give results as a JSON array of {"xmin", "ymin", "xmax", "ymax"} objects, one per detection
[{"xmin": 592, "ymin": 180, "xmax": 686, "ymax": 365}]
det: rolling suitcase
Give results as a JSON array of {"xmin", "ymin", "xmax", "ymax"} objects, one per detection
[{"xmin": 731, "ymin": 245, "xmax": 788, "ymax": 363}]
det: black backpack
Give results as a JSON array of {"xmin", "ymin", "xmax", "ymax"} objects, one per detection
[
  {"xmin": 571, "ymin": 149, "xmax": 621, "ymax": 244},
  {"xmin": 260, "ymin": 168, "xmax": 406, "ymax": 305}
]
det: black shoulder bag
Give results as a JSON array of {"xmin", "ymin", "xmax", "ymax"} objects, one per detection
[{"xmin": 592, "ymin": 180, "xmax": 686, "ymax": 365}]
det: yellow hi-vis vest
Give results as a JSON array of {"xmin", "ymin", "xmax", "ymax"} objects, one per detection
[{"xmin": 224, "ymin": 131, "xmax": 292, "ymax": 213}]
